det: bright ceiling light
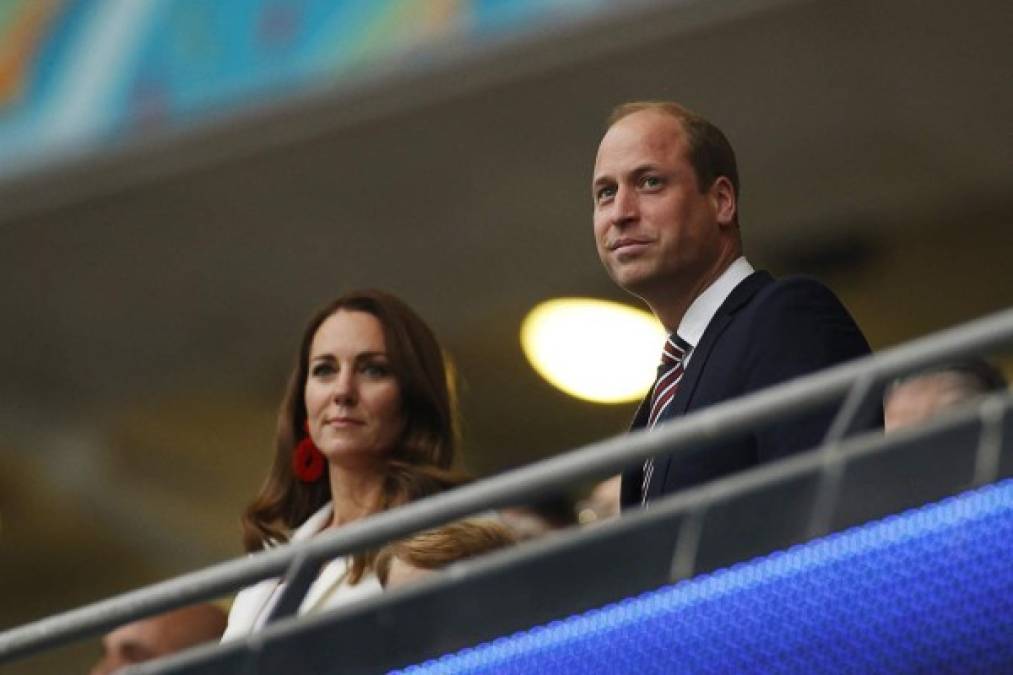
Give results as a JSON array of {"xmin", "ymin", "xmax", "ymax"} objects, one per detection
[{"xmin": 521, "ymin": 298, "xmax": 666, "ymax": 404}]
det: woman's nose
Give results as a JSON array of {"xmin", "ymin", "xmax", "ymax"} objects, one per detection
[{"xmin": 332, "ymin": 370, "xmax": 357, "ymax": 404}]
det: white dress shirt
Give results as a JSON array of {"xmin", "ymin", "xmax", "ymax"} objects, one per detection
[{"xmin": 677, "ymin": 256, "xmax": 754, "ymax": 364}]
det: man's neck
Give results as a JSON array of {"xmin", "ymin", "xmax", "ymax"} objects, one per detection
[{"xmin": 646, "ymin": 253, "xmax": 740, "ymax": 333}]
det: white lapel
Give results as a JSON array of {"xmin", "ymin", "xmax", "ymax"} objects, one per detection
[{"xmin": 222, "ymin": 502, "xmax": 333, "ymax": 639}]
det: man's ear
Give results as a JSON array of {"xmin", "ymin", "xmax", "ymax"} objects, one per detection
[{"xmin": 710, "ymin": 176, "xmax": 737, "ymax": 228}]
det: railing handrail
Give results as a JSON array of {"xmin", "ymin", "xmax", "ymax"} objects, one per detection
[
  {"xmin": 2, "ymin": 306, "xmax": 1011, "ymax": 663},
  {"xmin": 131, "ymin": 389, "xmax": 1012, "ymax": 675}
]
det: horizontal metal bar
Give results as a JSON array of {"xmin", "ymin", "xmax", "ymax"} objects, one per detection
[
  {"xmin": 2, "ymin": 306, "xmax": 1011, "ymax": 663},
  {"xmin": 135, "ymin": 391, "xmax": 1013, "ymax": 675}
]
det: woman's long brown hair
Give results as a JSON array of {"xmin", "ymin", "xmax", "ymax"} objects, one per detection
[{"xmin": 241, "ymin": 289, "xmax": 468, "ymax": 582}]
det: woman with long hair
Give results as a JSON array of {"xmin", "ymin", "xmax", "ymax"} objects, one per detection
[{"xmin": 223, "ymin": 289, "xmax": 467, "ymax": 638}]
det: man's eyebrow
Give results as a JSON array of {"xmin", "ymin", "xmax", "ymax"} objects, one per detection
[
  {"xmin": 592, "ymin": 163, "xmax": 662, "ymax": 186},
  {"xmin": 629, "ymin": 163, "xmax": 661, "ymax": 176},
  {"xmin": 120, "ymin": 640, "xmax": 155, "ymax": 659}
]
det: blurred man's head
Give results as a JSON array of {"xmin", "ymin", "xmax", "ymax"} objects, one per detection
[
  {"xmin": 376, "ymin": 519, "xmax": 517, "ymax": 590},
  {"xmin": 884, "ymin": 360, "xmax": 1007, "ymax": 432},
  {"xmin": 90, "ymin": 604, "xmax": 227, "ymax": 674},
  {"xmin": 499, "ymin": 494, "xmax": 577, "ymax": 541},
  {"xmin": 577, "ymin": 475, "xmax": 622, "ymax": 524}
]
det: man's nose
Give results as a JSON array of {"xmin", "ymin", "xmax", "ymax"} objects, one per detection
[{"xmin": 611, "ymin": 185, "xmax": 638, "ymax": 226}]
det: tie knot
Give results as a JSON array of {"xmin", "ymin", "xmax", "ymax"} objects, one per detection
[{"xmin": 660, "ymin": 334, "xmax": 691, "ymax": 370}]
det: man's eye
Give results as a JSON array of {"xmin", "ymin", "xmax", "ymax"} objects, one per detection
[
  {"xmin": 596, "ymin": 186, "xmax": 616, "ymax": 203},
  {"xmin": 641, "ymin": 175, "xmax": 662, "ymax": 189}
]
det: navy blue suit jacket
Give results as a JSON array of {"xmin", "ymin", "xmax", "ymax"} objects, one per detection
[{"xmin": 621, "ymin": 271, "xmax": 880, "ymax": 508}]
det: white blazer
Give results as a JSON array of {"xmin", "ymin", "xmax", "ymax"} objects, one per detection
[{"xmin": 222, "ymin": 502, "xmax": 382, "ymax": 640}]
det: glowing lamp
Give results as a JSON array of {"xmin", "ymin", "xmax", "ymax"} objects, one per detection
[{"xmin": 520, "ymin": 298, "xmax": 665, "ymax": 404}]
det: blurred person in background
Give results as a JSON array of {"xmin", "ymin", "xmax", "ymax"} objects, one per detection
[
  {"xmin": 375, "ymin": 519, "xmax": 518, "ymax": 590},
  {"xmin": 499, "ymin": 493, "xmax": 578, "ymax": 540},
  {"xmin": 577, "ymin": 475, "xmax": 621, "ymax": 524},
  {"xmin": 90, "ymin": 604, "xmax": 226, "ymax": 674},
  {"xmin": 885, "ymin": 359, "xmax": 1007, "ymax": 432},
  {"xmin": 591, "ymin": 101, "xmax": 878, "ymax": 509},
  {"xmin": 223, "ymin": 290, "xmax": 468, "ymax": 639}
]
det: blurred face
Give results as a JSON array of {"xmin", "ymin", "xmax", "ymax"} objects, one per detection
[
  {"xmin": 885, "ymin": 373, "xmax": 979, "ymax": 432},
  {"xmin": 90, "ymin": 620, "xmax": 167, "ymax": 675},
  {"xmin": 592, "ymin": 110, "xmax": 735, "ymax": 302},
  {"xmin": 90, "ymin": 607, "xmax": 224, "ymax": 675},
  {"xmin": 305, "ymin": 310, "xmax": 404, "ymax": 466}
]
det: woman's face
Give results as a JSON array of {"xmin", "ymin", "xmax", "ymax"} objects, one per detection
[{"xmin": 304, "ymin": 310, "xmax": 404, "ymax": 467}]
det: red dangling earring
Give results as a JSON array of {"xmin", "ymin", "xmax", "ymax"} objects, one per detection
[{"xmin": 292, "ymin": 423, "xmax": 325, "ymax": 483}]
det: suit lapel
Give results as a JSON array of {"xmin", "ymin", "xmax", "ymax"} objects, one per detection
[
  {"xmin": 621, "ymin": 391, "xmax": 652, "ymax": 506},
  {"xmin": 648, "ymin": 271, "xmax": 773, "ymax": 500},
  {"xmin": 630, "ymin": 394, "xmax": 651, "ymax": 430},
  {"xmin": 248, "ymin": 502, "xmax": 334, "ymax": 631}
]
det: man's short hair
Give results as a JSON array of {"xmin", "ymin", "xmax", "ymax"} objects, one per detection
[
  {"xmin": 607, "ymin": 101, "xmax": 740, "ymax": 202},
  {"xmin": 375, "ymin": 519, "xmax": 517, "ymax": 586},
  {"xmin": 889, "ymin": 359, "xmax": 1008, "ymax": 398}
]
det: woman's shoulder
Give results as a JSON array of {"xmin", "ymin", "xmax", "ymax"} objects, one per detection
[{"xmin": 221, "ymin": 576, "xmax": 279, "ymax": 641}]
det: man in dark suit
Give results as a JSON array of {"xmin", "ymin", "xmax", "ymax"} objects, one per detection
[{"xmin": 591, "ymin": 101, "xmax": 877, "ymax": 509}]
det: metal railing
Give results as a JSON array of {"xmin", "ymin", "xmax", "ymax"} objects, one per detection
[
  {"xmin": 132, "ymin": 388, "xmax": 1012, "ymax": 674},
  {"xmin": 1, "ymin": 306, "xmax": 1011, "ymax": 665}
]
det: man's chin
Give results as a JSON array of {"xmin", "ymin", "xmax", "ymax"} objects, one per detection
[{"xmin": 608, "ymin": 267, "xmax": 654, "ymax": 296}]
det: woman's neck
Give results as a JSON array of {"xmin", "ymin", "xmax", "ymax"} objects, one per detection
[{"xmin": 326, "ymin": 460, "xmax": 385, "ymax": 529}]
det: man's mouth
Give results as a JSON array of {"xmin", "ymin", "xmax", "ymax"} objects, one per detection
[{"xmin": 610, "ymin": 237, "xmax": 651, "ymax": 252}]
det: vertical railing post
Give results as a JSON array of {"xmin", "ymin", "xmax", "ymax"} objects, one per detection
[
  {"xmin": 263, "ymin": 552, "xmax": 322, "ymax": 625},
  {"xmin": 823, "ymin": 372, "xmax": 879, "ymax": 445},
  {"xmin": 973, "ymin": 394, "xmax": 1007, "ymax": 487},
  {"xmin": 669, "ymin": 506, "xmax": 706, "ymax": 582}
]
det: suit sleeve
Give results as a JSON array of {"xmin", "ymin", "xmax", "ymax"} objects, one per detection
[{"xmin": 740, "ymin": 278, "xmax": 879, "ymax": 461}]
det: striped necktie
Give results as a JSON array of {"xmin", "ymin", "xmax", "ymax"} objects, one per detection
[{"xmin": 642, "ymin": 334, "xmax": 691, "ymax": 506}]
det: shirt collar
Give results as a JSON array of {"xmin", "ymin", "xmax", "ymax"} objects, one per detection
[{"xmin": 676, "ymin": 256, "xmax": 754, "ymax": 347}]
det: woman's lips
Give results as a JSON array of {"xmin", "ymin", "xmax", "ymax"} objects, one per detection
[{"xmin": 326, "ymin": 417, "xmax": 364, "ymax": 428}]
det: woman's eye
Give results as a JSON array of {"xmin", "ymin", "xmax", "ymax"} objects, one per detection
[
  {"xmin": 361, "ymin": 362, "xmax": 390, "ymax": 377},
  {"xmin": 311, "ymin": 363, "xmax": 335, "ymax": 377}
]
